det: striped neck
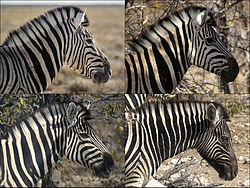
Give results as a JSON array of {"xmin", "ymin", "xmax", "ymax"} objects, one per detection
[
  {"xmin": 129, "ymin": 100, "xmax": 211, "ymax": 171},
  {"xmin": 0, "ymin": 103, "xmax": 69, "ymax": 186},
  {"xmin": 0, "ymin": 56, "xmax": 4, "ymax": 92},
  {"xmin": 157, "ymin": 101, "xmax": 210, "ymax": 162},
  {"xmin": 0, "ymin": 7, "xmax": 82, "ymax": 93}
]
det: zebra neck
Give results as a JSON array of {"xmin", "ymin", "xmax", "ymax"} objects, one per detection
[
  {"xmin": 0, "ymin": 53, "xmax": 4, "ymax": 92},
  {"xmin": 0, "ymin": 47, "xmax": 15, "ymax": 93},
  {"xmin": 150, "ymin": 101, "xmax": 209, "ymax": 163},
  {"xmin": 1, "ymin": 30, "xmax": 65, "ymax": 93},
  {"xmin": 64, "ymin": 38, "xmax": 86, "ymax": 76},
  {"xmin": 127, "ymin": 17, "xmax": 192, "ymax": 93},
  {"xmin": 1, "ymin": 106, "xmax": 68, "ymax": 186}
]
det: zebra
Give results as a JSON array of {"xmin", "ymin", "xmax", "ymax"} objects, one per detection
[
  {"xmin": 0, "ymin": 101, "xmax": 114, "ymax": 187},
  {"xmin": 125, "ymin": 96, "xmax": 238, "ymax": 187},
  {"xmin": 0, "ymin": 6, "xmax": 111, "ymax": 94},
  {"xmin": 125, "ymin": 94, "xmax": 174, "ymax": 111},
  {"xmin": 125, "ymin": 6, "xmax": 239, "ymax": 93}
]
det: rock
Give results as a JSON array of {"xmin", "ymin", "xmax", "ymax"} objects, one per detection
[
  {"xmin": 243, "ymin": 158, "xmax": 250, "ymax": 164},
  {"xmin": 145, "ymin": 178, "xmax": 166, "ymax": 187},
  {"xmin": 245, "ymin": 123, "xmax": 250, "ymax": 127},
  {"xmin": 238, "ymin": 156, "xmax": 244, "ymax": 161},
  {"xmin": 170, "ymin": 159, "xmax": 179, "ymax": 164},
  {"xmin": 242, "ymin": 180, "xmax": 250, "ymax": 187},
  {"xmin": 170, "ymin": 173, "xmax": 180, "ymax": 180},
  {"xmin": 199, "ymin": 176, "xmax": 208, "ymax": 186},
  {"xmin": 159, "ymin": 165, "xmax": 171, "ymax": 171},
  {"xmin": 180, "ymin": 157, "xmax": 189, "ymax": 163}
]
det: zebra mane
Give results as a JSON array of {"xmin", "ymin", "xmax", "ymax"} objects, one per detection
[
  {"xmin": 1, "ymin": 6, "xmax": 89, "ymax": 46},
  {"xmin": 2, "ymin": 101, "xmax": 90, "ymax": 137},
  {"xmin": 132, "ymin": 98, "xmax": 230, "ymax": 120},
  {"xmin": 130, "ymin": 6, "xmax": 212, "ymax": 49}
]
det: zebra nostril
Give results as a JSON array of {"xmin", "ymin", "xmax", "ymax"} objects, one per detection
[
  {"xmin": 233, "ymin": 169, "xmax": 237, "ymax": 177},
  {"xmin": 108, "ymin": 68, "xmax": 112, "ymax": 77}
]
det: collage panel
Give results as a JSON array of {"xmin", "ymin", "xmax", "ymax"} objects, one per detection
[
  {"xmin": 0, "ymin": 0, "xmax": 249, "ymax": 187},
  {"xmin": 0, "ymin": 94, "xmax": 125, "ymax": 187},
  {"xmin": 1, "ymin": 1, "xmax": 124, "ymax": 93},
  {"xmin": 125, "ymin": 0, "xmax": 248, "ymax": 94},
  {"xmin": 125, "ymin": 94, "xmax": 249, "ymax": 187}
]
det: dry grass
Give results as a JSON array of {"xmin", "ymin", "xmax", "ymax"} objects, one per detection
[{"xmin": 0, "ymin": 5, "xmax": 125, "ymax": 93}]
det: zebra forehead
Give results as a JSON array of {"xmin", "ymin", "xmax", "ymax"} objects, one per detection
[{"xmin": 1, "ymin": 6, "xmax": 85, "ymax": 46}]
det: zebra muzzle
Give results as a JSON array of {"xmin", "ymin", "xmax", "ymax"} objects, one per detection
[
  {"xmin": 221, "ymin": 56, "xmax": 239, "ymax": 83},
  {"xmin": 94, "ymin": 152, "xmax": 114, "ymax": 178},
  {"xmin": 93, "ymin": 65, "xmax": 111, "ymax": 84},
  {"xmin": 214, "ymin": 162, "xmax": 238, "ymax": 181}
]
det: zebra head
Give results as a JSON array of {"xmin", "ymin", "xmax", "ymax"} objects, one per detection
[
  {"xmin": 196, "ymin": 102, "xmax": 238, "ymax": 181},
  {"xmin": 191, "ymin": 8, "xmax": 239, "ymax": 83},
  {"xmin": 65, "ymin": 102, "xmax": 114, "ymax": 178},
  {"xmin": 69, "ymin": 9, "xmax": 111, "ymax": 84}
]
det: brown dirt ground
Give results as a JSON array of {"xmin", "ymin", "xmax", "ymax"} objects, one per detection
[{"xmin": 0, "ymin": 5, "xmax": 125, "ymax": 93}]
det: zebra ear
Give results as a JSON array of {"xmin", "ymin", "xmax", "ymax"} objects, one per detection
[
  {"xmin": 195, "ymin": 9, "xmax": 216, "ymax": 28},
  {"xmin": 74, "ymin": 9, "xmax": 89, "ymax": 27},
  {"xmin": 67, "ymin": 102, "xmax": 77, "ymax": 124},
  {"xmin": 207, "ymin": 103, "xmax": 220, "ymax": 124}
]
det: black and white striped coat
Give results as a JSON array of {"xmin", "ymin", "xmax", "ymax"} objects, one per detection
[
  {"xmin": 0, "ymin": 6, "xmax": 111, "ymax": 93},
  {"xmin": 125, "ymin": 98, "xmax": 237, "ymax": 186},
  {"xmin": 0, "ymin": 102, "xmax": 114, "ymax": 187},
  {"xmin": 125, "ymin": 6, "xmax": 239, "ymax": 93}
]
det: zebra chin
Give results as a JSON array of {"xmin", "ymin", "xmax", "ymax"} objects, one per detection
[
  {"xmin": 220, "ymin": 57, "xmax": 239, "ymax": 83},
  {"xmin": 92, "ymin": 67, "xmax": 111, "ymax": 84},
  {"xmin": 93, "ymin": 152, "xmax": 114, "ymax": 178},
  {"xmin": 209, "ymin": 161, "xmax": 238, "ymax": 181}
]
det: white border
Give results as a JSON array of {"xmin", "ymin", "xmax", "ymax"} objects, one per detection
[{"xmin": 1, "ymin": 1, "xmax": 124, "ymax": 5}]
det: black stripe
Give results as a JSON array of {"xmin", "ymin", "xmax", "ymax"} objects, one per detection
[
  {"xmin": 6, "ymin": 142, "xmax": 22, "ymax": 187},
  {"xmin": 16, "ymin": 33, "xmax": 47, "ymax": 91},
  {"xmin": 21, "ymin": 26, "xmax": 56, "ymax": 81},
  {"xmin": 128, "ymin": 54, "xmax": 138, "ymax": 93},
  {"xmin": 0, "ymin": 49, "xmax": 11, "ymax": 92}
]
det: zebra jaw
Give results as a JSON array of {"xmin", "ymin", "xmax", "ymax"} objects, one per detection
[
  {"xmin": 220, "ymin": 56, "xmax": 239, "ymax": 83},
  {"xmin": 207, "ymin": 160, "xmax": 238, "ymax": 181},
  {"xmin": 93, "ymin": 152, "xmax": 114, "ymax": 178}
]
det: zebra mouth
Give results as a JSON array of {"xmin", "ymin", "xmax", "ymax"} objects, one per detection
[
  {"xmin": 220, "ymin": 57, "xmax": 239, "ymax": 83},
  {"xmin": 94, "ymin": 152, "xmax": 114, "ymax": 178},
  {"xmin": 93, "ymin": 66, "xmax": 111, "ymax": 84},
  {"xmin": 218, "ymin": 166, "xmax": 237, "ymax": 181},
  {"xmin": 209, "ymin": 161, "xmax": 237, "ymax": 181}
]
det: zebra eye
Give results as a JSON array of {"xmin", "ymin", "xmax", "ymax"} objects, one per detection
[
  {"xmin": 221, "ymin": 135, "xmax": 228, "ymax": 143},
  {"xmin": 79, "ymin": 133, "xmax": 89, "ymax": 138},
  {"xmin": 86, "ymin": 39, "xmax": 93, "ymax": 43},
  {"xmin": 205, "ymin": 37, "xmax": 214, "ymax": 44}
]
